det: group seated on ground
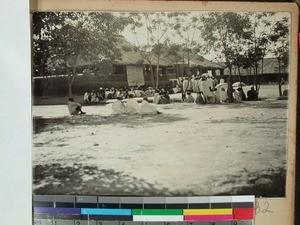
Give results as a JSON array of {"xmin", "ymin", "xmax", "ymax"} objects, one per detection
[
  {"xmin": 83, "ymin": 86, "xmax": 158, "ymax": 103},
  {"xmin": 82, "ymin": 73, "xmax": 260, "ymax": 109},
  {"xmin": 112, "ymin": 96, "xmax": 161, "ymax": 115}
]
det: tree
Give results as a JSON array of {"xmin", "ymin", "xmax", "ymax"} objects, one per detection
[
  {"xmin": 242, "ymin": 12, "xmax": 275, "ymax": 94},
  {"xmin": 269, "ymin": 17, "xmax": 289, "ymax": 96},
  {"xmin": 165, "ymin": 43, "xmax": 182, "ymax": 78},
  {"xmin": 200, "ymin": 12, "xmax": 251, "ymax": 102},
  {"xmin": 128, "ymin": 12, "xmax": 176, "ymax": 88},
  {"xmin": 33, "ymin": 12, "xmax": 128, "ymax": 97}
]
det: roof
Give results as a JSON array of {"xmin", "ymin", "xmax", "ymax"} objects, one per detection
[
  {"xmin": 223, "ymin": 58, "xmax": 288, "ymax": 76},
  {"xmin": 77, "ymin": 36, "xmax": 224, "ymax": 68}
]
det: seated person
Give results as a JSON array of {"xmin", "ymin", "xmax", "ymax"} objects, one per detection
[
  {"xmin": 220, "ymin": 88, "xmax": 228, "ymax": 103},
  {"xmin": 83, "ymin": 92, "xmax": 90, "ymax": 102},
  {"xmin": 247, "ymin": 87, "xmax": 258, "ymax": 101},
  {"xmin": 140, "ymin": 97, "xmax": 161, "ymax": 115},
  {"xmin": 112, "ymin": 97, "xmax": 126, "ymax": 114},
  {"xmin": 233, "ymin": 89, "xmax": 242, "ymax": 102},
  {"xmin": 195, "ymin": 92, "xmax": 206, "ymax": 104},
  {"xmin": 67, "ymin": 98, "xmax": 86, "ymax": 115},
  {"xmin": 125, "ymin": 98, "xmax": 140, "ymax": 115},
  {"xmin": 159, "ymin": 90, "xmax": 170, "ymax": 104},
  {"xmin": 185, "ymin": 92, "xmax": 195, "ymax": 103},
  {"xmin": 237, "ymin": 87, "xmax": 246, "ymax": 101},
  {"xmin": 145, "ymin": 87, "xmax": 154, "ymax": 97}
]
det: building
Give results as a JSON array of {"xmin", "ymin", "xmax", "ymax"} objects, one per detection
[{"xmin": 223, "ymin": 58, "xmax": 288, "ymax": 85}]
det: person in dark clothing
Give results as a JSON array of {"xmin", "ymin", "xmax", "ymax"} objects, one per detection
[{"xmin": 247, "ymin": 87, "xmax": 258, "ymax": 101}]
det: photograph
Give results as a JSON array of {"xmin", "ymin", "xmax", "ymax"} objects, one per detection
[{"xmin": 32, "ymin": 10, "xmax": 291, "ymax": 197}]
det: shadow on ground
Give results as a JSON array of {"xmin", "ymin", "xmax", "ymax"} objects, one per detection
[
  {"xmin": 217, "ymin": 167, "xmax": 286, "ymax": 197},
  {"xmin": 33, "ymin": 113, "xmax": 187, "ymax": 134},
  {"xmin": 33, "ymin": 163, "xmax": 193, "ymax": 196}
]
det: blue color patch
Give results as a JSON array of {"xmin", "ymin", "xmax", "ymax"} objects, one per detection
[{"xmin": 81, "ymin": 208, "xmax": 131, "ymax": 216}]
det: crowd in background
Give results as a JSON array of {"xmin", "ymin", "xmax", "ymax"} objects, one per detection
[{"xmin": 82, "ymin": 73, "xmax": 258, "ymax": 105}]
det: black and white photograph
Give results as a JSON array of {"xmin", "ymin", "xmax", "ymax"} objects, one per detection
[{"xmin": 32, "ymin": 10, "xmax": 291, "ymax": 197}]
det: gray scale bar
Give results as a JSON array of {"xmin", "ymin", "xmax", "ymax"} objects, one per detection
[
  {"xmin": 187, "ymin": 197, "xmax": 210, "ymax": 204},
  {"xmin": 209, "ymin": 196, "xmax": 233, "ymax": 204},
  {"xmin": 98, "ymin": 197, "xmax": 121, "ymax": 204},
  {"xmin": 165, "ymin": 197, "xmax": 188, "ymax": 204},
  {"xmin": 121, "ymin": 197, "xmax": 144, "ymax": 204},
  {"xmin": 76, "ymin": 196, "xmax": 98, "ymax": 203},
  {"xmin": 143, "ymin": 197, "xmax": 166, "ymax": 204},
  {"xmin": 232, "ymin": 202, "xmax": 253, "ymax": 208},
  {"xmin": 33, "ymin": 195, "xmax": 75, "ymax": 203},
  {"xmin": 53, "ymin": 195, "xmax": 76, "ymax": 203},
  {"xmin": 34, "ymin": 195, "xmax": 54, "ymax": 202}
]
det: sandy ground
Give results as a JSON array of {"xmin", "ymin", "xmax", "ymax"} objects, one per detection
[{"xmin": 32, "ymin": 85, "xmax": 288, "ymax": 197}]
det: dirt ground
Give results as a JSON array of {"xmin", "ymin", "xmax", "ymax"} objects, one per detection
[{"xmin": 32, "ymin": 85, "xmax": 288, "ymax": 197}]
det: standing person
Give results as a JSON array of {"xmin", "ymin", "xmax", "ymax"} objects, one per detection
[{"xmin": 67, "ymin": 98, "xmax": 86, "ymax": 115}]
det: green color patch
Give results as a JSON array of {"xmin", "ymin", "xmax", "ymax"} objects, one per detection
[{"xmin": 132, "ymin": 209, "xmax": 182, "ymax": 215}]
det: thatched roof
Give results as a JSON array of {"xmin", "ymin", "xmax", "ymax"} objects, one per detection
[{"xmin": 224, "ymin": 58, "xmax": 288, "ymax": 76}]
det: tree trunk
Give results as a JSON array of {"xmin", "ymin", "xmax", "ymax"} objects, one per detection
[
  {"xmin": 227, "ymin": 67, "xmax": 233, "ymax": 103},
  {"xmin": 68, "ymin": 83, "xmax": 72, "ymax": 98},
  {"xmin": 149, "ymin": 63, "xmax": 155, "ymax": 88},
  {"xmin": 278, "ymin": 59, "xmax": 282, "ymax": 96},
  {"xmin": 238, "ymin": 65, "xmax": 241, "ymax": 84},
  {"xmin": 155, "ymin": 55, "xmax": 160, "ymax": 89}
]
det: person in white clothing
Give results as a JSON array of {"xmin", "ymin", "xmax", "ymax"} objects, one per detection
[
  {"xmin": 233, "ymin": 89, "xmax": 242, "ymax": 102},
  {"xmin": 112, "ymin": 98, "xmax": 126, "ymax": 114},
  {"xmin": 67, "ymin": 98, "xmax": 86, "ymax": 115},
  {"xmin": 220, "ymin": 88, "xmax": 228, "ymax": 103},
  {"xmin": 125, "ymin": 98, "xmax": 140, "ymax": 115},
  {"xmin": 140, "ymin": 97, "xmax": 161, "ymax": 115}
]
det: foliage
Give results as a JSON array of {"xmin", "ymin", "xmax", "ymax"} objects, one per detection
[
  {"xmin": 200, "ymin": 12, "xmax": 251, "ymax": 102},
  {"xmin": 33, "ymin": 12, "xmax": 128, "ymax": 97}
]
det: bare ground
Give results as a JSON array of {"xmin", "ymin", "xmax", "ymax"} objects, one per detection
[{"xmin": 32, "ymin": 90, "xmax": 288, "ymax": 197}]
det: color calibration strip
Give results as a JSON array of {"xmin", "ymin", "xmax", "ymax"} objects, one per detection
[{"xmin": 33, "ymin": 195, "xmax": 254, "ymax": 225}]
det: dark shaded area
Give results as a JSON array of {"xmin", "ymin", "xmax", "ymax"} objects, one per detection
[
  {"xmin": 33, "ymin": 163, "xmax": 193, "ymax": 196},
  {"xmin": 33, "ymin": 113, "xmax": 187, "ymax": 134},
  {"xmin": 219, "ymin": 167, "xmax": 286, "ymax": 197}
]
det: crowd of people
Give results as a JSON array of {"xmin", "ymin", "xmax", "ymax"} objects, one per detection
[
  {"xmin": 69, "ymin": 73, "xmax": 259, "ymax": 115},
  {"xmin": 83, "ymin": 86, "xmax": 158, "ymax": 103},
  {"xmin": 179, "ymin": 74, "xmax": 258, "ymax": 104}
]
